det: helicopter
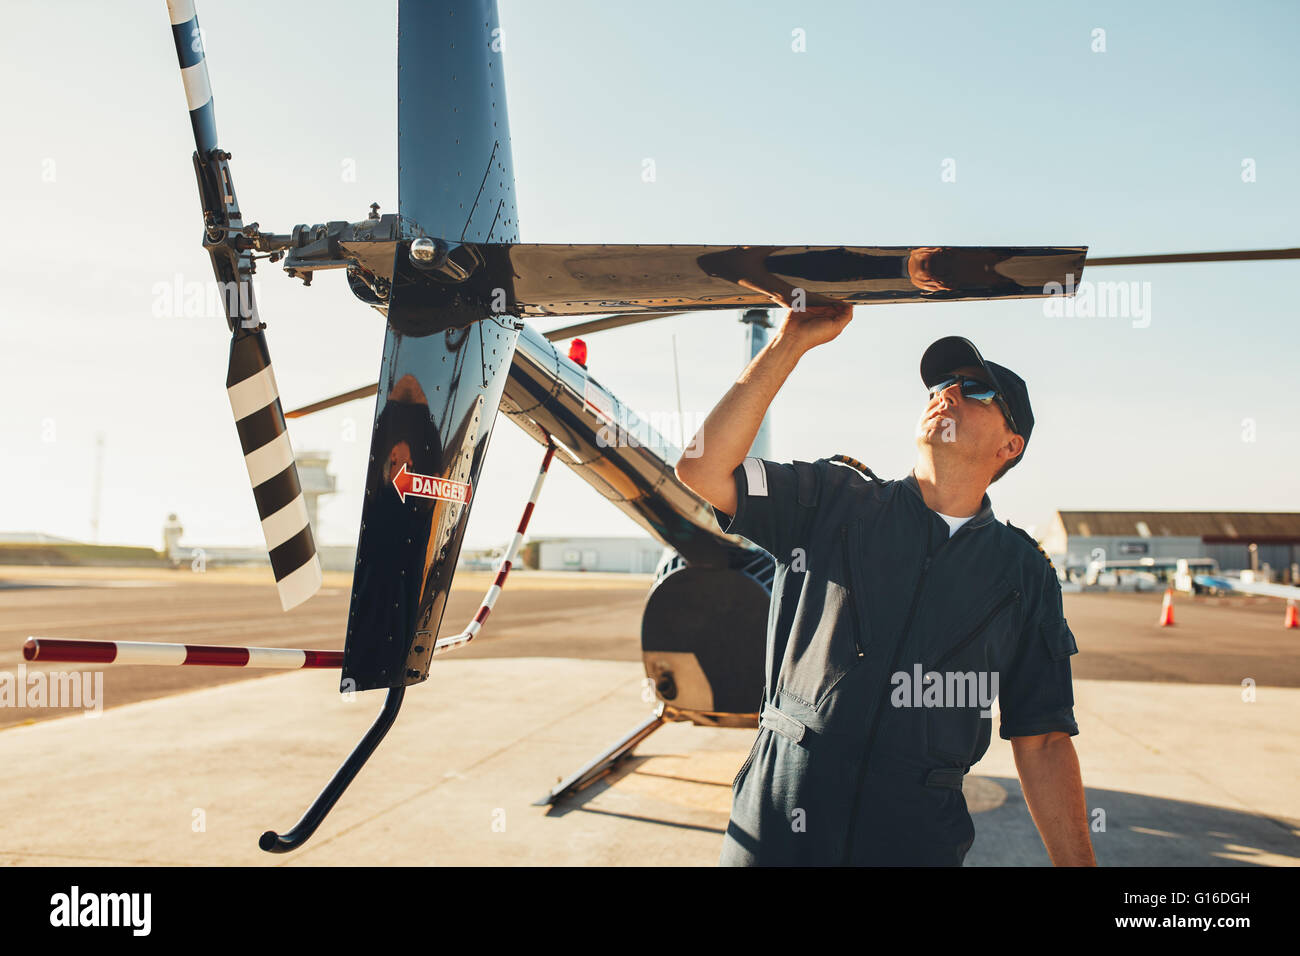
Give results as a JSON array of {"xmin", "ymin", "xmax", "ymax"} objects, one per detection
[{"xmin": 22, "ymin": 0, "xmax": 1297, "ymax": 855}]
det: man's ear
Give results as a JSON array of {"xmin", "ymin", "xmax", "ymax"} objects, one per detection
[{"xmin": 1001, "ymin": 433, "xmax": 1025, "ymax": 463}]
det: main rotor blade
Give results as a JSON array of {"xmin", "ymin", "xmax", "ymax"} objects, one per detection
[
  {"xmin": 496, "ymin": 243, "xmax": 1087, "ymax": 317},
  {"xmin": 283, "ymin": 245, "xmax": 1298, "ymax": 422},
  {"xmin": 1087, "ymin": 247, "xmax": 1299, "ymax": 267},
  {"xmin": 285, "ymin": 383, "xmax": 380, "ymax": 419},
  {"xmin": 541, "ymin": 311, "xmax": 692, "ymax": 340},
  {"xmin": 283, "ymin": 310, "xmax": 698, "ymax": 419}
]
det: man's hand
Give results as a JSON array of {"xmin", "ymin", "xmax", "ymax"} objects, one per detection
[
  {"xmin": 674, "ymin": 293, "xmax": 854, "ymax": 517},
  {"xmin": 1010, "ymin": 732, "xmax": 1097, "ymax": 866},
  {"xmin": 738, "ymin": 281, "xmax": 856, "ymax": 353}
]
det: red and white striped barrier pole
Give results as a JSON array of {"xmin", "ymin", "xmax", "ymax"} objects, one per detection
[
  {"xmin": 22, "ymin": 637, "xmax": 342, "ymax": 669},
  {"xmin": 21, "ymin": 439, "xmax": 557, "ymax": 670},
  {"xmin": 433, "ymin": 440, "xmax": 556, "ymax": 657}
]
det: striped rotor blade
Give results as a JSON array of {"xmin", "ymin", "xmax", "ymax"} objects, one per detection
[
  {"xmin": 166, "ymin": 0, "xmax": 218, "ymax": 155},
  {"xmin": 227, "ymin": 329, "xmax": 322, "ymax": 611}
]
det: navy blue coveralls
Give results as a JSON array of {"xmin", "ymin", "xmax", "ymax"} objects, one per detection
[{"xmin": 712, "ymin": 456, "xmax": 1080, "ymax": 866}]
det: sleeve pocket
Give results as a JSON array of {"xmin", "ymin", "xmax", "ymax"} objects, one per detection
[{"xmin": 1039, "ymin": 617, "xmax": 1078, "ymax": 661}]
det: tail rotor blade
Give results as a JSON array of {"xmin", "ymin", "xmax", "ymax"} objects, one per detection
[
  {"xmin": 228, "ymin": 328, "xmax": 322, "ymax": 611},
  {"xmin": 166, "ymin": 0, "xmax": 218, "ymax": 155}
]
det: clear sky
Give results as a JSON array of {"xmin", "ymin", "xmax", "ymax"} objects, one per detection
[{"xmin": 1, "ymin": 0, "xmax": 1296, "ymax": 553}]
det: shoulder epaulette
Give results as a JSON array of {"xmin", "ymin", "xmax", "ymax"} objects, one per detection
[
  {"xmin": 829, "ymin": 454, "xmax": 882, "ymax": 484},
  {"xmin": 1005, "ymin": 520, "xmax": 1055, "ymax": 573}
]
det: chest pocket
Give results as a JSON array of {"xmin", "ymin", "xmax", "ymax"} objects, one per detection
[
  {"xmin": 774, "ymin": 523, "xmax": 868, "ymax": 713},
  {"xmin": 925, "ymin": 586, "xmax": 1020, "ymax": 766}
]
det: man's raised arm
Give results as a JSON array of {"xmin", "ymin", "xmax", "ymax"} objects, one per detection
[{"xmin": 674, "ymin": 295, "xmax": 855, "ymax": 516}]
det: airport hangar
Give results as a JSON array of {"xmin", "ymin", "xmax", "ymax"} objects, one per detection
[{"xmin": 1040, "ymin": 511, "xmax": 1300, "ymax": 584}]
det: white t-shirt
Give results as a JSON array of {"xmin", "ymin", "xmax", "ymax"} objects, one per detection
[{"xmin": 935, "ymin": 510, "xmax": 975, "ymax": 537}]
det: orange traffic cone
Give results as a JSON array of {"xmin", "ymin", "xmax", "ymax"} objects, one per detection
[
  {"xmin": 1286, "ymin": 600, "xmax": 1298, "ymax": 629},
  {"xmin": 1159, "ymin": 587, "xmax": 1175, "ymax": 626}
]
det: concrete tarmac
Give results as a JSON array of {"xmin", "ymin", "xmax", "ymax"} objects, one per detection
[{"xmin": 1, "ymin": 567, "xmax": 1297, "ymax": 865}]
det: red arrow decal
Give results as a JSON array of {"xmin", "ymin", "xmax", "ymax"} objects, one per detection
[{"xmin": 392, "ymin": 462, "xmax": 473, "ymax": 506}]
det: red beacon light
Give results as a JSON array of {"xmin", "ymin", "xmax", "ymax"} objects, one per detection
[{"xmin": 568, "ymin": 338, "xmax": 588, "ymax": 367}]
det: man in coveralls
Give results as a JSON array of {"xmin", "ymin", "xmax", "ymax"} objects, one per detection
[{"xmin": 675, "ymin": 296, "xmax": 1096, "ymax": 866}]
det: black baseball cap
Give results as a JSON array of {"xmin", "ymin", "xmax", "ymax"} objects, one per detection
[{"xmin": 920, "ymin": 336, "xmax": 1034, "ymax": 471}]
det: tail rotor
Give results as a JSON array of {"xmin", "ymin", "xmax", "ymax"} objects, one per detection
[{"xmin": 167, "ymin": 0, "xmax": 320, "ymax": 609}]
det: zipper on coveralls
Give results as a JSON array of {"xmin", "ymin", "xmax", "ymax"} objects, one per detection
[
  {"xmin": 841, "ymin": 548, "xmax": 934, "ymax": 864},
  {"xmin": 930, "ymin": 588, "xmax": 1020, "ymax": 671},
  {"xmin": 840, "ymin": 526, "xmax": 866, "ymax": 657}
]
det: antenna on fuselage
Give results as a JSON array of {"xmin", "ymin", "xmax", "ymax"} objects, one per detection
[{"xmin": 741, "ymin": 309, "xmax": 774, "ymax": 459}]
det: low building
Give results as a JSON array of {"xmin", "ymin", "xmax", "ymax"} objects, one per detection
[
  {"xmin": 532, "ymin": 536, "xmax": 666, "ymax": 573},
  {"xmin": 1041, "ymin": 511, "xmax": 1300, "ymax": 583}
]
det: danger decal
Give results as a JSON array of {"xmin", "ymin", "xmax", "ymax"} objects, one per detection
[{"xmin": 392, "ymin": 463, "xmax": 472, "ymax": 505}]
